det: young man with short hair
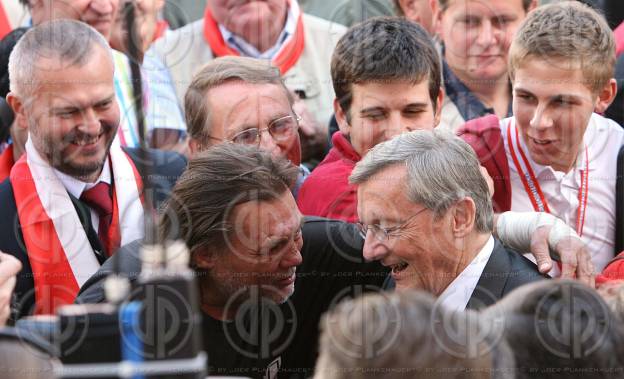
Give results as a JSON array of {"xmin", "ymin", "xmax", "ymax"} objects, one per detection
[
  {"xmin": 297, "ymin": 17, "xmax": 443, "ymax": 222},
  {"xmin": 461, "ymin": 2, "xmax": 623, "ymax": 274}
]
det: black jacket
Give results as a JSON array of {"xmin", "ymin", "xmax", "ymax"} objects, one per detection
[
  {"xmin": 0, "ymin": 147, "xmax": 187, "ymax": 319},
  {"xmin": 467, "ymin": 238, "xmax": 547, "ymax": 310}
]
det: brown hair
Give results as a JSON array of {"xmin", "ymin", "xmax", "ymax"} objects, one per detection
[
  {"xmin": 184, "ymin": 56, "xmax": 294, "ymax": 144},
  {"xmin": 159, "ymin": 143, "xmax": 299, "ymax": 257},
  {"xmin": 508, "ymin": 1, "xmax": 615, "ymax": 94},
  {"xmin": 331, "ymin": 17, "xmax": 441, "ymax": 120}
]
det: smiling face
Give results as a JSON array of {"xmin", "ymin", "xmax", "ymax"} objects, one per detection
[
  {"xmin": 336, "ymin": 80, "xmax": 442, "ymax": 157},
  {"xmin": 357, "ymin": 164, "xmax": 456, "ymax": 295},
  {"xmin": 14, "ymin": 44, "xmax": 119, "ymax": 182},
  {"xmin": 206, "ymin": 190, "xmax": 304, "ymax": 307},
  {"xmin": 512, "ymin": 58, "xmax": 599, "ymax": 173},
  {"xmin": 438, "ymin": 0, "xmax": 529, "ymax": 83},
  {"xmin": 35, "ymin": 0, "xmax": 120, "ymax": 41}
]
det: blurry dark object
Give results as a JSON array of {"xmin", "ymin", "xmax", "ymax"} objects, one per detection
[
  {"xmin": 0, "ymin": 27, "xmax": 27, "ymax": 143},
  {"xmin": 578, "ymin": 0, "xmax": 624, "ymax": 29},
  {"xmin": 605, "ymin": 54, "xmax": 624, "ymax": 126}
]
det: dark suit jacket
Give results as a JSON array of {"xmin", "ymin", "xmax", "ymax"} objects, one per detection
[
  {"xmin": 466, "ymin": 238, "xmax": 547, "ymax": 310},
  {"xmin": 0, "ymin": 147, "xmax": 187, "ymax": 319}
]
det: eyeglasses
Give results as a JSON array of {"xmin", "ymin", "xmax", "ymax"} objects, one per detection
[
  {"xmin": 356, "ymin": 207, "xmax": 429, "ymax": 241},
  {"xmin": 226, "ymin": 114, "xmax": 301, "ymax": 146}
]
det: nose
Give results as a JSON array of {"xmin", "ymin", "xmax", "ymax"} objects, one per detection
[
  {"xmin": 476, "ymin": 20, "xmax": 497, "ymax": 47},
  {"xmin": 258, "ymin": 131, "xmax": 282, "ymax": 157},
  {"xmin": 385, "ymin": 113, "xmax": 409, "ymax": 138},
  {"xmin": 279, "ymin": 243, "xmax": 303, "ymax": 269},
  {"xmin": 80, "ymin": 108, "xmax": 101, "ymax": 134},
  {"xmin": 90, "ymin": 0, "xmax": 114, "ymax": 15},
  {"xmin": 362, "ymin": 234, "xmax": 389, "ymax": 262},
  {"xmin": 529, "ymin": 104, "xmax": 554, "ymax": 132}
]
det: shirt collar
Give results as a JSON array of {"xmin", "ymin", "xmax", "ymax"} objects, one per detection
[
  {"xmin": 54, "ymin": 158, "xmax": 112, "ymax": 199},
  {"xmin": 438, "ymin": 235, "xmax": 495, "ymax": 312},
  {"xmin": 218, "ymin": 4, "xmax": 297, "ymax": 59},
  {"xmin": 442, "ymin": 59, "xmax": 512, "ymax": 121}
]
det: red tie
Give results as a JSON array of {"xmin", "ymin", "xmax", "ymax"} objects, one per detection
[{"xmin": 80, "ymin": 182, "xmax": 113, "ymax": 257}]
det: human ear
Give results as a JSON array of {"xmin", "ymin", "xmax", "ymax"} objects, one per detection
[
  {"xmin": 192, "ymin": 248, "xmax": 217, "ymax": 270},
  {"xmin": 334, "ymin": 98, "xmax": 351, "ymax": 136},
  {"xmin": 594, "ymin": 78, "xmax": 617, "ymax": 114},
  {"xmin": 6, "ymin": 93, "xmax": 28, "ymax": 131},
  {"xmin": 451, "ymin": 197, "xmax": 477, "ymax": 238}
]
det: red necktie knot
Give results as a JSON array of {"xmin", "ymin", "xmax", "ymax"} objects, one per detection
[
  {"xmin": 80, "ymin": 182, "xmax": 112, "ymax": 217},
  {"xmin": 80, "ymin": 182, "xmax": 114, "ymax": 256}
]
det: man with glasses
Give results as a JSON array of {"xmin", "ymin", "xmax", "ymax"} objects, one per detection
[
  {"xmin": 351, "ymin": 130, "xmax": 546, "ymax": 311},
  {"xmin": 185, "ymin": 56, "xmax": 309, "ymax": 197}
]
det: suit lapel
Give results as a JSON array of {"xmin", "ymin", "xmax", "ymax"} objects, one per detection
[{"xmin": 467, "ymin": 239, "xmax": 511, "ymax": 310}]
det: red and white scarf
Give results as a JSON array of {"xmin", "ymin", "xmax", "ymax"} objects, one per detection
[
  {"xmin": 10, "ymin": 139, "xmax": 144, "ymax": 314},
  {"xmin": 202, "ymin": 0, "xmax": 305, "ymax": 74}
]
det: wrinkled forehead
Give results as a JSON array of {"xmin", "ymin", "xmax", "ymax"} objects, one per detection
[
  {"xmin": 207, "ymin": 81, "xmax": 293, "ymax": 126},
  {"xmin": 227, "ymin": 191, "xmax": 302, "ymax": 242}
]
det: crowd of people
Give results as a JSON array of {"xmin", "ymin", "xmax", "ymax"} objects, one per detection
[{"xmin": 0, "ymin": 0, "xmax": 624, "ymax": 378}]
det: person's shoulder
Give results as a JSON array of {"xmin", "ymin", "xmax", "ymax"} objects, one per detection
[
  {"xmin": 590, "ymin": 113, "xmax": 624, "ymax": 135},
  {"xmin": 302, "ymin": 13, "xmax": 347, "ymax": 34},
  {"xmin": 494, "ymin": 239, "xmax": 546, "ymax": 285},
  {"xmin": 151, "ymin": 19, "xmax": 205, "ymax": 58},
  {"xmin": 155, "ymin": 18, "xmax": 204, "ymax": 44},
  {"xmin": 123, "ymin": 147, "xmax": 187, "ymax": 174},
  {"xmin": 308, "ymin": 154, "xmax": 354, "ymax": 183}
]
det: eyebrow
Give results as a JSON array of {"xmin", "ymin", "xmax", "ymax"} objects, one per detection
[
  {"xmin": 50, "ymin": 94, "xmax": 116, "ymax": 114},
  {"xmin": 514, "ymin": 87, "xmax": 584, "ymax": 102},
  {"xmin": 264, "ymin": 217, "xmax": 305, "ymax": 249}
]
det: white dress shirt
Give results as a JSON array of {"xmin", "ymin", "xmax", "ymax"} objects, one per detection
[
  {"xmin": 54, "ymin": 159, "xmax": 112, "ymax": 234},
  {"xmin": 218, "ymin": 3, "xmax": 298, "ymax": 59},
  {"xmin": 438, "ymin": 236, "xmax": 495, "ymax": 312},
  {"xmin": 502, "ymin": 113, "xmax": 624, "ymax": 273}
]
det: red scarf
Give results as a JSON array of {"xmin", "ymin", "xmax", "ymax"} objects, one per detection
[
  {"xmin": 10, "ymin": 147, "xmax": 144, "ymax": 314},
  {"xmin": 202, "ymin": 3, "xmax": 305, "ymax": 74}
]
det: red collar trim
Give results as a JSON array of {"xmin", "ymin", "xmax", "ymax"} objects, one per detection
[{"xmin": 202, "ymin": 6, "xmax": 305, "ymax": 74}]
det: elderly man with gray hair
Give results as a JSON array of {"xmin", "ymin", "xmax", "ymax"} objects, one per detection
[{"xmin": 350, "ymin": 130, "xmax": 546, "ymax": 310}]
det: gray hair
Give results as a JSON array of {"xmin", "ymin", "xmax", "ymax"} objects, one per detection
[
  {"xmin": 314, "ymin": 290, "xmax": 515, "ymax": 379},
  {"xmin": 8, "ymin": 19, "xmax": 111, "ymax": 97},
  {"xmin": 185, "ymin": 56, "xmax": 294, "ymax": 143},
  {"xmin": 349, "ymin": 130, "xmax": 493, "ymax": 233}
]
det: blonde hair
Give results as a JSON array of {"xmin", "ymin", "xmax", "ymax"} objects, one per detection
[{"xmin": 508, "ymin": 1, "xmax": 615, "ymax": 94}]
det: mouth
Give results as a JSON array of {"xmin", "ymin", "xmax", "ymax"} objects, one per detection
[
  {"xmin": 72, "ymin": 133, "xmax": 102, "ymax": 147},
  {"xmin": 529, "ymin": 136, "xmax": 556, "ymax": 147},
  {"xmin": 276, "ymin": 271, "xmax": 296, "ymax": 286},
  {"xmin": 389, "ymin": 262, "xmax": 409, "ymax": 277}
]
